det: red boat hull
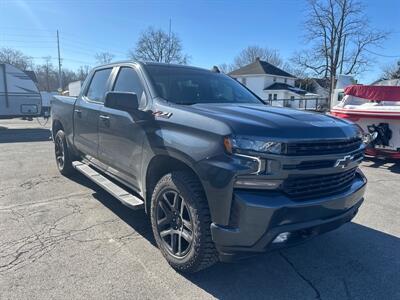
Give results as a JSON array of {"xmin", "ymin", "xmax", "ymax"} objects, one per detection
[
  {"xmin": 365, "ymin": 148, "xmax": 400, "ymax": 159},
  {"xmin": 331, "ymin": 111, "xmax": 400, "ymax": 160},
  {"xmin": 331, "ymin": 109, "xmax": 400, "ymax": 121}
]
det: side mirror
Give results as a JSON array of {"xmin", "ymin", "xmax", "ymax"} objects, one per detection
[{"xmin": 104, "ymin": 91, "xmax": 139, "ymax": 112}]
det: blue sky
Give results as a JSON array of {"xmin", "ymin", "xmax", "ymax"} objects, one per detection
[{"xmin": 1, "ymin": 0, "xmax": 399, "ymax": 83}]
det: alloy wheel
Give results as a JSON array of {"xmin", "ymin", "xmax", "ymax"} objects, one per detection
[
  {"xmin": 156, "ymin": 190, "xmax": 194, "ymax": 258},
  {"xmin": 55, "ymin": 135, "xmax": 65, "ymax": 169}
]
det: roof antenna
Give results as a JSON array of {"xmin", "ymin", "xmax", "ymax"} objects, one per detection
[{"xmin": 211, "ymin": 66, "xmax": 220, "ymax": 73}]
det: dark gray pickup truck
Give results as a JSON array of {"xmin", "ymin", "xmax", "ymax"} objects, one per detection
[{"xmin": 51, "ymin": 61, "xmax": 367, "ymax": 273}]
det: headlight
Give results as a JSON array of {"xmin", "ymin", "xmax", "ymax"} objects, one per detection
[
  {"xmin": 228, "ymin": 136, "xmax": 284, "ymax": 154},
  {"xmin": 355, "ymin": 126, "xmax": 364, "ymax": 140}
]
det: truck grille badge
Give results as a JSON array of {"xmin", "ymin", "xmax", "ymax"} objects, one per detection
[{"xmin": 334, "ymin": 155, "xmax": 354, "ymax": 168}]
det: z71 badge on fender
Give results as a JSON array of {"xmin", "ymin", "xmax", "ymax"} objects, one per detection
[{"xmin": 153, "ymin": 111, "xmax": 172, "ymax": 118}]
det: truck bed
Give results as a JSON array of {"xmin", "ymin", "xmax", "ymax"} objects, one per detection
[{"xmin": 51, "ymin": 95, "xmax": 76, "ymax": 139}]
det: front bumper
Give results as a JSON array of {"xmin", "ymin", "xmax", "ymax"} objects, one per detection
[{"xmin": 211, "ymin": 170, "xmax": 366, "ymax": 254}]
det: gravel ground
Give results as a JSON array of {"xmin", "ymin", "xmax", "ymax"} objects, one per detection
[{"xmin": 0, "ymin": 118, "xmax": 399, "ymax": 300}]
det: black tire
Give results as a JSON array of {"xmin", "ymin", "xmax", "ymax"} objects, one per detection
[
  {"xmin": 54, "ymin": 130, "xmax": 75, "ymax": 176},
  {"xmin": 150, "ymin": 171, "xmax": 219, "ymax": 273}
]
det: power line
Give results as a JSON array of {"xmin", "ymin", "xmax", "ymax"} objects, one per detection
[
  {"xmin": 61, "ymin": 46, "xmax": 98, "ymax": 57},
  {"xmin": 365, "ymin": 49, "xmax": 400, "ymax": 58},
  {"xmin": 2, "ymin": 28, "xmax": 128, "ymax": 57},
  {"xmin": 60, "ymin": 37, "xmax": 127, "ymax": 56},
  {"xmin": 0, "ymin": 33, "xmax": 55, "ymax": 38},
  {"xmin": 1, "ymin": 43, "xmax": 98, "ymax": 63},
  {"xmin": 0, "ymin": 39, "xmax": 56, "ymax": 44},
  {"xmin": 1, "ymin": 39, "xmax": 108, "ymax": 55},
  {"xmin": 1, "ymin": 44, "xmax": 57, "ymax": 49},
  {"xmin": 61, "ymin": 43, "xmax": 124, "ymax": 57},
  {"xmin": 31, "ymin": 56, "xmax": 94, "ymax": 65},
  {"xmin": 0, "ymin": 26, "xmax": 55, "ymax": 33}
]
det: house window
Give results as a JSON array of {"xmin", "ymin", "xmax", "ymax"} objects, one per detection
[
  {"xmin": 268, "ymin": 94, "xmax": 272, "ymax": 100},
  {"xmin": 284, "ymin": 78, "xmax": 288, "ymax": 83},
  {"xmin": 242, "ymin": 77, "xmax": 247, "ymax": 85},
  {"xmin": 273, "ymin": 94, "xmax": 277, "ymax": 100},
  {"xmin": 290, "ymin": 96, "xmax": 294, "ymax": 100},
  {"xmin": 273, "ymin": 77, "xmax": 277, "ymax": 82}
]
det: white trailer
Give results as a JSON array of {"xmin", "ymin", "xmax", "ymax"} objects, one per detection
[
  {"xmin": 68, "ymin": 80, "xmax": 82, "ymax": 97},
  {"xmin": 0, "ymin": 63, "xmax": 42, "ymax": 119},
  {"xmin": 40, "ymin": 91, "xmax": 56, "ymax": 118}
]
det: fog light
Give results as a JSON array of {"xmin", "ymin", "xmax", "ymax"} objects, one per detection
[
  {"xmin": 234, "ymin": 179, "xmax": 282, "ymax": 189},
  {"xmin": 272, "ymin": 232, "xmax": 291, "ymax": 243}
]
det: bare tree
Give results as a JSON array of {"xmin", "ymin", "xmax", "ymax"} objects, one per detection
[
  {"xmin": 233, "ymin": 46, "xmax": 283, "ymax": 68},
  {"xmin": 218, "ymin": 63, "xmax": 235, "ymax": 74},
  {"xmin": 76, "ymin": 65, "xmax": 91, "ymax": 81},
  {"xmin": 381, "ymin": 60, "xmax": 400, "ymax": 80},
  {"xmin": 42, "ymin": 56, "xmax": 53, "ymax": 91},
  {"xmin": 35, "ymin": 58, "xmax": 59, "ymax": 91},
  {"xmin": 292, "ymin": 0, "xmax": 388, "ymax": 100},
  {"xmin": 281, "ymin": 62, "xmax": 307, "ymax": 78},
  {"xmin": 129, "ymin": 27, "xmax": 189, "ymax": 64},
  {"xmin": 94, "ymin": 52, "xmax": 115, "ymax": 65},
  {"xmin": 0, "ymin": 47, "xmax": 33, "ymax": 70}
]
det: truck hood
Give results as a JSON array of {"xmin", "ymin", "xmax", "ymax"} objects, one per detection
[{"xmin": 188, "ymin": 103, "xmax": 357, "ymax": 140}]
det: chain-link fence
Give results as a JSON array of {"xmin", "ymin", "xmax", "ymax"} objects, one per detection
[{"xmin": 264, "ymin": 97, "xmax": 329, "ymax": 112}]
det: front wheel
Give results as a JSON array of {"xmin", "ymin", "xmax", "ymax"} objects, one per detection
[
  {"xmin": 150, "ymin": 171, "xmax": 219, "ymax": 273},
  {"xmin": 54, "ymin": 130, "xmax": 75, "ymax": 176}
]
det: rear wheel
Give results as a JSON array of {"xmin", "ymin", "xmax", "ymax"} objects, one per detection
[
  {"xmin": 150, "ymin": 171, "xmax": 219, "ymax": 273},
  {"xmin": 54, "ymin": 130, "xmax": 75, "ymax": 176}
]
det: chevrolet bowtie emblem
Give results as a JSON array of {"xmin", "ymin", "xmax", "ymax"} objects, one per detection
[{"xmin": 334, "ymin": 155, "xmax": 354, "ymax": 168}]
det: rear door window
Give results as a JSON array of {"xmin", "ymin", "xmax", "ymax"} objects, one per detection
[{"xmin": 85, "ymin": 68, "xmax": 112, "ymax": 103}]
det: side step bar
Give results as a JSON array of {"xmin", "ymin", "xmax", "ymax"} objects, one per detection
[{"xmin": 72, "ymin": 161, "xmax": 144, "ymax": 210}]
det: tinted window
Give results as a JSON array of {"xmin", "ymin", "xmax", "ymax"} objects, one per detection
[
  {"xmin": 113, "ymin": 67, "xmax": 145, "ymax": 104},
  {"xmin": 86, "ymin": 68, "xmax": 112, "ymax": 102},
  {"xmin": 145, "ymin": 65, "xmax": 261, "ymax": 105}
]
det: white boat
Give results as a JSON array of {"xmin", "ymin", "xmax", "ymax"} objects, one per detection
[
  {"xmin": 0, "ymin": 63, "xmax": 42, "ymax": 119},
  {"xmin": 331, "ymin": 85, "xmax": 400, "ymax": 159}
]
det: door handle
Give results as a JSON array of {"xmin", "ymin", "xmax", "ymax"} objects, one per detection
[
  {"xmin": 99, "ymin": 115, "xmax": 110, "ymax": 120},
  {"xmin": 99, "ymin": 114, "xmax": 110, "ymax": 127},
  {"xmin": 74, "ymin": 109, "xmax": 82, "ymax": 117}
]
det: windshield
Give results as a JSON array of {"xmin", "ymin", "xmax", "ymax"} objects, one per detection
[{"xmin": 145, "ymin": 65, "xmax": 262, "ymax": 105}]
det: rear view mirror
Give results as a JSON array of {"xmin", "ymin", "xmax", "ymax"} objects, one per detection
[{"xmin": 104, "ymin": 91, "xmax": 139, "ymax": 112}]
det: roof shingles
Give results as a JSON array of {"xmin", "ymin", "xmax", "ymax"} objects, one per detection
[
  {"xmin": 229, "ymin": 59, "xmax": 295, "ymax": 78},
  {"xmin": 264, "ymin": 82, "xmax": 308, "ymax": 95}
]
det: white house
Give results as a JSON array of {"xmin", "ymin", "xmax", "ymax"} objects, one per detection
[
  {"xmin": 229, "ymin": 58, "xmax": 323, "ymax": 110},
  {"xmin": 372, "ymin": 78, "xmax": 400, "ymax": 86}
]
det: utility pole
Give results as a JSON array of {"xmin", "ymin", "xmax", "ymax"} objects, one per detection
[
  {"xmin": 339, "ymin": 34, "xmax": 346, "ymax": 74},
  {"xmin": 57, "ymin": 30, "xmax": 62, "ymax": 92}
]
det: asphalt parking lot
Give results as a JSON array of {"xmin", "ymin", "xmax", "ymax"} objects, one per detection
[{"xmin": 0, "ymin": 118, "xmax": 399, "ymax": 300}]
